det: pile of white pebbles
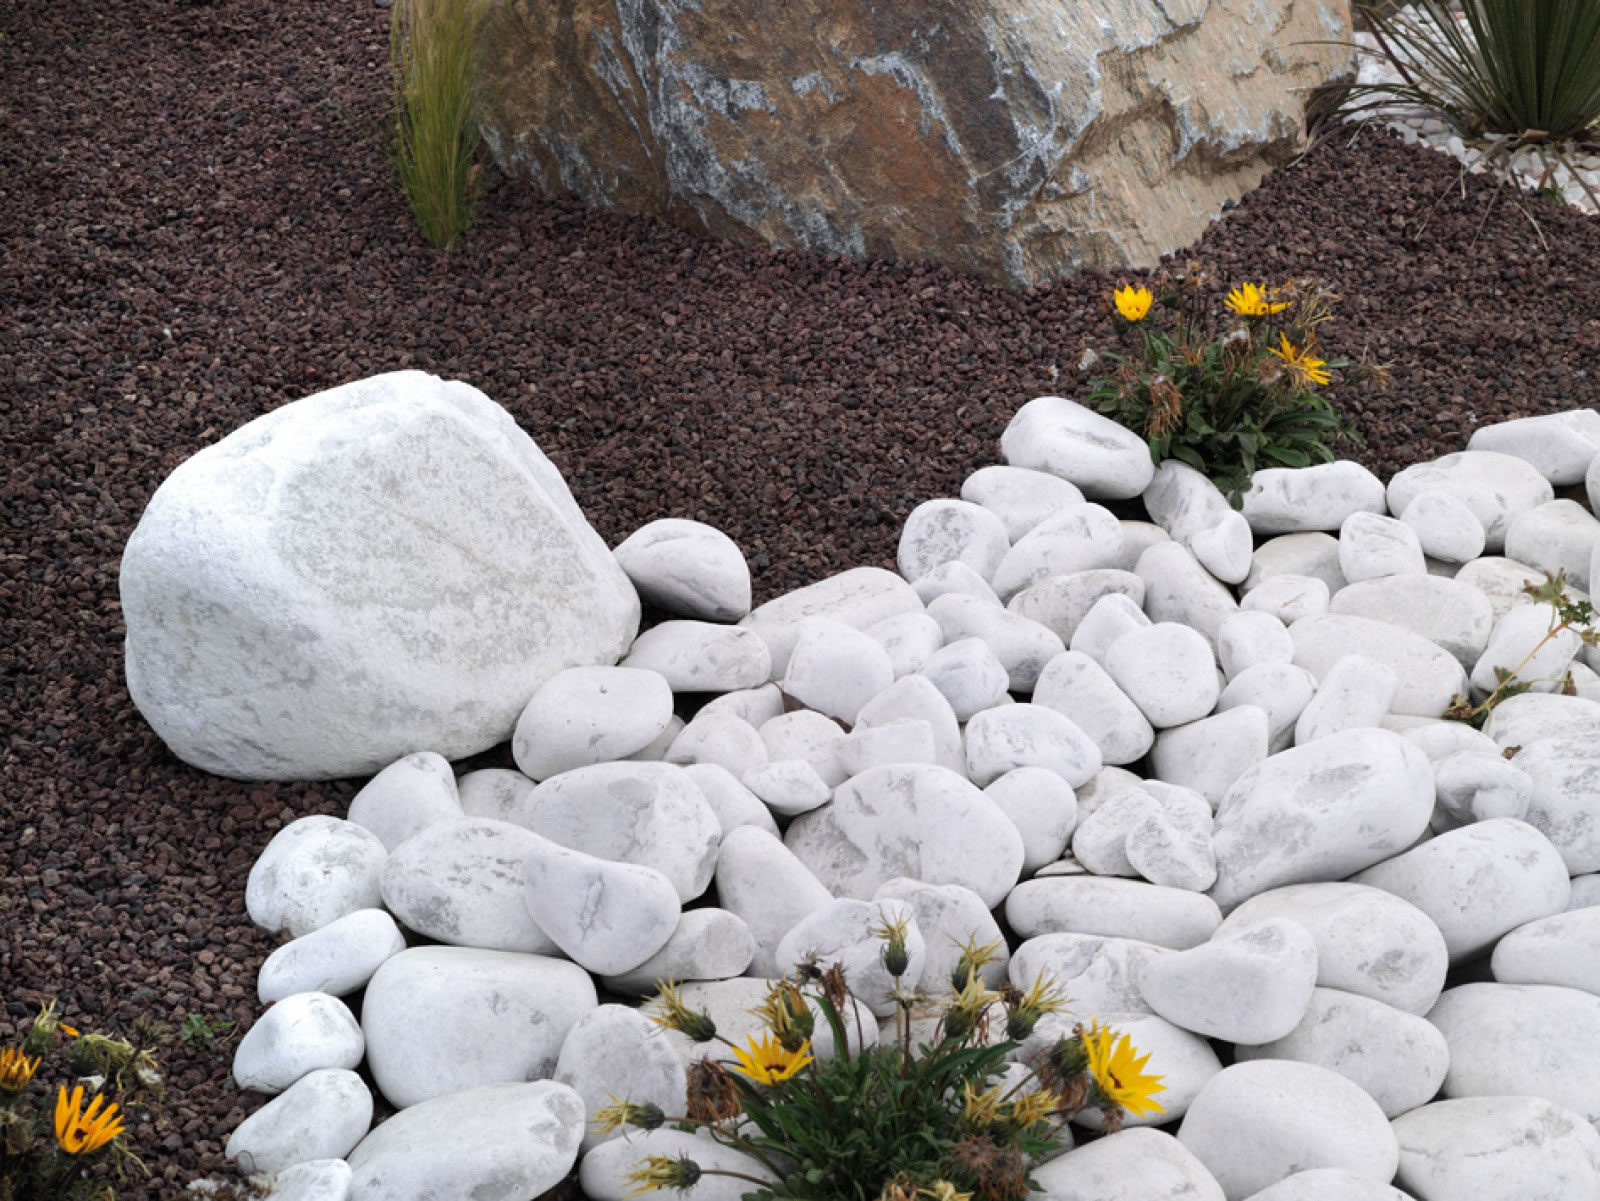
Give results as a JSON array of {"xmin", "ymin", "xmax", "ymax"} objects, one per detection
[{"xmin": 223, "ymin": 395, "xmax": 1600, "ymax": 1201}]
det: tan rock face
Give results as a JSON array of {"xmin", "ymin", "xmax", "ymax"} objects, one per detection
[{"xmin": 477, "ymin": 0, "xmax": 1353, "ymax": 286}]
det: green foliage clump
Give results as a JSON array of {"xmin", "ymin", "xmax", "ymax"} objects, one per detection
[
  {"xmin": 390, "ymin": 0, "xmax": 486, "ymax": 249},
  {"xmin": 1084, "ymin": 272, "xmax": 1375, "ymax": 502}
]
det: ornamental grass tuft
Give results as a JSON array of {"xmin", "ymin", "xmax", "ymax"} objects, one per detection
[
  {"xmin": 389, "ymin": 0, "xmax": 486, "ymax": 250},
  {"xmin": 1084, "ymin": 267, "xmax": 1384, "ymax": 501},
  {"xmin": 617, "ymin": 923, "xmax": 1165, "ymax": 1200}
]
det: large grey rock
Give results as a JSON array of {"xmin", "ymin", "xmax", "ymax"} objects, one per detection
[
  {"xmin": 897, "ymin": 498, "xmax": 1010, "ymax": 584},
  {"xmin": 1137, "ymin": 918, "xmax": 1319, "ymax": 1043},
  {"xmin": 247, "ymin": 816, "xmax": 387, "ymax": 939},
  {"xmin": 1007, "ymin": 876, "xmax": 1221, "ymax": 949},
  {"xmin": 226, "ymin": 1068, "xmax": 372, "ymax": 1174},
  {"xmin": 612, "ymin": 517, "xmax": 752, "ymax": 621},
  {"xmin": 233, "ymin": 993, "xmax": 364, "ymax": 1096},
  {"xmin": 120, "ymin": 371, "xmax": 639, "ymax": 779},
  {"xmin": 1240, "ymin": 462, "xmax": 1387, "ymax": 535},
  {"xmin": 1030, "ymin": 1128, "xmax": 1225, "ymax": 1201},
  {"xmin": 1491, "ymin": 906, "xmax": 1600, "ymax": 994},
  {"xmin": 524, "ymin": 841, "xmax": 680, "ymax": 975},
  {"xmin": 961, "ymin": 463, "xmax": 1086, "ymax": 542},
  {"xmin": 1393, "ymin": 1096, "xmax": 1600, "ymax": 1201},
  {"xmin": 1503, "ymin": 498, "xmax": 1600, "ymax": 592},
  {"xmin": 257, "ymin": 908, "xmax": 406, "ymax": 1003},
  {"xmin": 361, "ymin": 947, "xmax": 596, "ymax": 1109},
  {"xmin": 1328, "ymin": 575, "xmax": 1495, "ymax": 670},
  {"xmin": 1468, "ymin": 408, "xmax": 1600, "ymax": 486},
  {"xmin": 346, "ymin": 1081, "xmax": 584, "ymax": 1201},
  {"xmin": 1387, "ymin": 450, "xmax": 1555, "ymax": 552},
  {"xmin": 1290, "ymin": 615, "xmax": 1467, "ymax": 718},
  {"xmin": 1509, "ymin": 734, "xmax": 1600, "ymax": 873}
]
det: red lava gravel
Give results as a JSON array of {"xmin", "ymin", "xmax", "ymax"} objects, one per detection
[{"xmin": 3, "ymin": 0, "xmax": 1600, "ymax": 1194}]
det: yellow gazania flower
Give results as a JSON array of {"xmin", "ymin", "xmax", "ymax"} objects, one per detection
[
  {"xmin": 1006, "ymin": 1087, "xmax": 1061, "ymax": 1130},
  {"xmin": 0, "ymin": 1046, "xmax": 40, "ymax": 1091},
  {"xmin": 728, "ymin": 1032, "xmax": 813, "ymax": 1085},
  {"xmin": 1268, "ymin": 333, "xmax": 1332, "ymax": 388},
  {"xmin": 54, "ymin": 1085, "xmax": 126, "ymax": 1155},
  {"xmin": 1113, "ymin": 284, "xmax": 1153, "ymax": 322},
  {"xmin": 1082, "ymin": 1023, "xmax": 1166, "ymax": 1118},
  {"xmin": 1224, "ymin": 282, "xmax": 1288, "ymax": 318},
  {"xmin": 960, "ymin": 1079, "xmax": 1005, "ymax": 1126}
]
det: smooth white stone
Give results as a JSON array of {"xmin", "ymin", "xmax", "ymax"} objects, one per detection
[
  {"xmin": 639, "ymin": 976, "xmax": 877, "ymax": 1064},
  {"xmin": 1454, "ymin": 555, "xmax": 1552, "ymax": 620},
  {"xmin": 1125, "ymin": 788, "xmax": 1220, "ymax": 891},
  {"xmin": 1393, "ymin": 1096, "xmax": 1600, "ymax": 1201},
  {"xmin": 1150, "ymin": 707, "xmax": 1269, "ymax": 812},
  {"xmin": 836, "ymin": 718, "xmax": 938, "ymax": 775},
  {"xmin": 1504, "ymin": 498, "xmax": 1600, "ymax": 592},
  {"xmin": 1329, "ymin": 575, "xmax": 1495, "ymax": 670},
  {"xmin": 1031, "ymin": 1128, "xmax": 1225, "ymax": 1201},
  {"xmin": 601, "ymin": 908, "xmax": 757, "ymax": 995},
  {"xmin": 554, "ymin": 1005, "xmax": 687, "ymax": 1153},
  {"xmin": 917, "ymin": 636, "xmax": 1011, "ymax": 721},
  {"xmin": 1074, "ymin": 764, "xmax": 1146, "ymax": 818},
  {"xmin": 780, "ymin": 615, "xmax": 895, "ymax": 724},
  {"xmin": 1234, "ymin": 988, "xmax": 1449, "ymax": 1118},
  {"xmin": 785, "ymin": 764, "xmax": 1024, "ymax": 907},
  {"xmin": 1177, "ymin": 1061, "xmax": 1398, "ymax": 1201},
  {"xmin": 1244, "ymin": 532, "xmax": 1347, "ymax": 595},
  {"xmin": 620, "ymin": 620, "xmax": 771, "ymax": 692},
  {"xmin": 964, "ymin": 703, "xmax": 1102, "ymax": 788},
  {"xmin": 1471, "ymin": 603, "xmax": 1581, "ymax": 694},
  {"xmin": 1109, "ymin": 519, "xmax": 1173, "ymax": 571},
  {"xmin": 927, "ymin": 593, "xmax": 1065, "ymax": 691},
  {"xmin": 1240, "ymin": 573, "xmax": 1330, "ymax": 624},
  {"xmin": 612, "ymin": 518, "xmax": 752, "ymax": 621},
  {"xmin": 345, "ymin": 1081, "xmax": 583, "ymax": 1201},
  {"xmin": 514, "ymin": 762, "xmax": 721, "ymax": 902},
  {"xmin": 742, "ymin": 759, "xmax": 831, "ymax": 817},
  {"xmin": 1007, "ymin": 568, "xmax": 1146, "ymax": 644},
  {"xmin": 985, "ymin": 766, "xmax": 1078, "ymax": 873},
  {"xmin": 1352, "ymin": 818, "xmax": 1570, "ymax": 960},
  {"xmin": 1513, "ymin": 734, "xmax": 1600, "ymax": 872},
  {"xmin": 1216, "ymin": 882, "xmax": 1449, "ymax": 1016},
  {"xmin": 1492, "ymin": 906, "xmax": 1600, "ymax": 994},
  {"xmin": 1591, "ymin": 448, "xmax": 1600, "ymax": 517},
  {"xmin": 757, "ymin": 710, "xmax": 846, "ymax": 787},
  {"xmin": 227, "ymin": 1068, "xmax": 371, "ymax": 1174},
  {"xmin": 1429, "ymin": 982, "xmax": 1600, "ymax": 1122},
  {"xmin": 525, "ymin": 841, "xmax": 679, "ymax": 975},
  {"xmin": 897, "ymin": 498, "xmax": 1010, "ymax": 584},
  {"xmin": 512, "ymin": 667, "xmax": 674, "ymax": 781},
  {"xmin": 246, "ymin": 817, "xmax": 387, "ymax": 939},
  {"xmin": 456, "ymin": 767, "xmax": 537, "ymax": 821},
  {"xmin": 258, "ymin": 908, "xmax": 406, "ymax": 1003},
  {"xmin": 862, "ymin": 611, "xmax": 946, "ymax": 678},
  {"xmin": 1572, "ymin": 873, "xmax": 1600, "ymax": 909},
  {"xmin": 875, "ymin": 877, "xmax": 1010, "ymax": 991},
  {"xmin": 1218, "ymin": 663, "xmax": 1319, "ymax": 754},
  {"xmin": 1243, "ymin": 1169, "xmax": 1412, "ymax": 1201},
  {"xmin": 1217, "ymin": 612, "xmax": 1294, "ymax": 681},
  {"xmin": 855, "ymin": 674, "xmax": 967, "ymax": 775},
  {"xmin": 362, "ymin": 947, "xmax": 595, "ymax": 1109},
  {"xmin": 1007, "ymin": 876, "xmax": 1221, "ymax": 949},
  {"xmin": 119, "ymin": 371, "xmax": 639, "ymax": 781},
  {"xmin": 738, "ymin": 566, "xmax": 922, "ymax": 679},
  {"xmin": 1290, "ymin": 615, "xmax": 1467, "ymax": 717},
  {"xmin": 714, "ymin": 826, "xmax": 833, "ymax": 978},
  {"xmin": 260, "ymin": 1160, "xmax": 352, "ymax": 1201},
  {"xmin": 696, "ymin": 683, "xmax": 786, "ymax": 727},
  {"xmin": 1136, "ymin": 541, "xmax": 1240, "ymax": 647},
  {"xmin": 776, "ymin": 897, "xmax": 924, "ymax": 1017},
  {"xmin": 1400, "ymin": 488, "xmax": 1488, "ymax": 563},
  {"xmin": 233, "ymin": 993, "xmax": 364, "ymax": 1095},
  {"xmin": 580, "ymin": 1128, "xmax": 776, "ymax": 1201},
  {"xmin": 1294, "ymin": 654, "xmax": 1397, "ymax": 745},
  {"xmin": 1072, "ymin": 786, "xmax": 1160, "ymax": 877},
  {"xmin": 1468, "ymin": 408, "xmax": 1600, "ymax": 486},
  {"xmin": 1339, "ymin": 511, "xmax": 1427, "ymax": 582},
  {"xmin": 1240, "ymin": 462, "xmax": 1387, "ymax": 535},
  {"xmin": 1032, "ymin": 649, "xmax": 1154, "ymax": 765},
  {"xmin": 1387, "ymin": 450, "xmax": 1555, "ymax": 552},
  {"xmin": 1210, "ymin": 728, "xmax": 1436, "ymax": 910},
  {"xmin": 1144, "ymin": 461, "xmax": 1243, "ymax": 560},
  {"xmin": 1000, "ymin": 394, "xmax": 1157, "ymax": 499},
  {"xmin": 1069, "ymin": 591, "xmax": 1153, "ymax": 665},
  {"xmin": 380, "ymin": 817, "xmax": 556, "ymax": 953},
  {"xmin": 990, "ymin": 502, "xmax": 1125, "ymax": 600},
  {"xmin": 1431, "ymin": 750, "xmax": 1531, "ymax": 826},
  {"xmin": 626, "ymin": 714, "xmax": 682, "ymax": 761},
  {"xmin": 1403, "ymin": 719, "xmax": 1501, "ymax": 762},
  {"xmin": 1009, "ymin": 932, "xmax": 1167, "ymax": 1017},
  {"xmin": 910, "ymin": 559, "xmax": 1002, "ymax": 606},
  {"xmin": 1190, "ymin": 512, "xmax": 1255, "ymax": 586},
  {"xmin": 1138, "ymin": 918, "xmax": 1318, "ymax": 1043},
  {"xmin": 960, "ymin": 463, "xmax": 1086, "ymax": 541},
  {"xmin": 346, "ymin": 752, "xmax": 461, "ymax": 852},
  {"xmin": 1104, "ymin": 623, "xmax": 1220, "ymax": 728},
  {"xmin": 1482, "ymin": 692, "xmax": 1600, "ymax": 747},
  {"xmin": 680, "ymin": 762, "xmax": 778, "ymax": 837}
]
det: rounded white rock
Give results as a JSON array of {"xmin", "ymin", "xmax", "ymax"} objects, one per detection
[
  {"xmin": 612, "ymin": 517, "xmax": 752, "ymax": 621},
  {"xmin": 257, "ymin": 908, "xmax": 407, "ymax": 1003},
  {"xmin": 896, "ymin": 498, "xmax": 1010, "ymax": 584},
  {"xmin": 512, "ymin": 666, "xmax": 674, "ymax": 781},
  {"xmin": 233, "ymin": 992, "xmax": 364, "ymax": 1096},
  {"xmin": 345, "ymin": 751, "xmax": 462, "ymax": 852},
  {"xmin": 246, "ymin": 816, "xmax": 387, "ymax": 939},
  {"xmin": 226, "ymin": 1068, "xmax": 372, "ymax": 1175}
]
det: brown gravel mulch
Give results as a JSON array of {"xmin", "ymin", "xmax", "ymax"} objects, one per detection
[{"xmin": 3, "ymin": 0, "xmax": 1600, "ymax": 1194}]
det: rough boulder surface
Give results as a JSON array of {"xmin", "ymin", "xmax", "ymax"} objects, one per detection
[
  {"xmin": 119, "ymin": 371, "xmax": 640, "ymax": 780},
  {"xmin": 477, "ymin": 0, "xmax": 1353, "ymax": 285}
]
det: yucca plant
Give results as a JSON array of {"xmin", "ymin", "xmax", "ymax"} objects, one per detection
[
  {"xmin": 389, "ymin": 0, "xmax": 485, "ymax": 249},
  {"xmin": 1334, "ymin": 1, "xmax": 1600, "ymax": 208}
]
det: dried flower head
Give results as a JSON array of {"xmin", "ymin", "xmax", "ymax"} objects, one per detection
[
  {"xmin": 1146, "ymin": 375, "xmax": 1184, "ymax": 439},
  {"xmin": 684, "ymin": 1057, "xmax": 742, "ymax": 1125},
  {"xmin": 1006, "ymin": 1086, "xmax": 1061, "ymax": 1131},
  {"xmin": 953, "ymin": 1135, "xmax": 1029, "ymax": 1201},
  {"xmin": 960, "ymin": 1079, "xmax": 1006, "ymax": 1128}
]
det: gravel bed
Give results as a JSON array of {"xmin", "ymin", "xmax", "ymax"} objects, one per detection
[{"xmin": 3, "ymin": 0, "xmax": 1600, "ymax": 1194}]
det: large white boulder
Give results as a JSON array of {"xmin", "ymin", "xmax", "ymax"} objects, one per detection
[
  {"xmin": 1393, "ymin": 1096, "xmax": 1600, "ymax": 1201},
  {"xmin": 120, "ymin": 370, "xmax": 639, "ymax": 779}
]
